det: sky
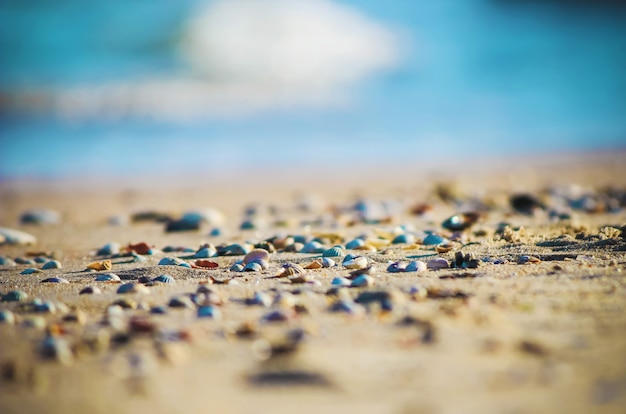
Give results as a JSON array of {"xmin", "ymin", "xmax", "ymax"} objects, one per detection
[{"xmin": 1, "ymin": 0, "xmax": 625, "ymax": 179}]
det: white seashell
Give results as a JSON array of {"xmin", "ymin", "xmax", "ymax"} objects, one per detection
[
  {"xmin": 243, "ymin": 249, "xmax": 270, "ymax": 265},
  {"xmin": 342, "ymin": 255, "xmax": 369, "ymax": 270}
]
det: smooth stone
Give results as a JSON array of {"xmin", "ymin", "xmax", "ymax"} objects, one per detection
[
  {"xmin": 0, "ymin": 228, "xmax": 37, "ymax": 245},
  {"xmin": 42, "ymin": 260, "xmax": 62, "ymax": 270}
]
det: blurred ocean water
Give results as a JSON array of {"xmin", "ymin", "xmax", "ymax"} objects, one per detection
[{"xmin": 1, "ymin": 0, "xmax": 625, "ymax": 180}]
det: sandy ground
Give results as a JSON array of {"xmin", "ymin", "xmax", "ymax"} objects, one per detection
[{"xmin": 1, "ymin": 151, "xmax": 626, "ymax": 414}]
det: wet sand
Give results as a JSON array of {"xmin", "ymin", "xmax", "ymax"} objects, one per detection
[{"xmin": 1, "ymin": 151, "xmax": 626, "ymax": 414}]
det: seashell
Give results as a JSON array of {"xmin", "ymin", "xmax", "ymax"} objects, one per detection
[
  {"xmin": 0, "ymin": 227, "xmax": 37, "ymax": 245},
  {"xmin": 387, "ymin": 261, "xmax": 407, "ymax": 273},
  {"xmin": 3, "ymin": 289, "xmax": 28, "ymax": 302},
  {"xmin": 244, "ymin": 249, "xmax": 270, "ymax": 265},
  {"xmin": 321, "ymin": 257, "xmax": 335, "ymax": 268},
  {"xmin": 42, "ymin": 260, "xmax": 62, "ymax": 270},
  {"xmin": 150, "ymin": 305, "xmax": 168, "ymax": 315},
  {"xmin": 518, "ymin": 255, "xmax": 541, "ymax": 264},
  {"xmin": 343, "ymin": 255, "xmax": 369, "ymax": 270},
  {"xmin": 422, "ymin": 234, "xmax": 447, "ymax": 246},
  {"xmin": 217, "ymin": 243, "xmax": 251, "ymax": 256},
  {"xmin": 329, "ymin": 300, "xmax": 362, "ymax": 314},
  {"xmin": 33, "ymin": 300, "xmax": 57, "ymax": 313},
  {"xmin": 97, "ymin": 242, "xmax": 121, "ymax": 256},
  {"xmin": 261, "ymin": 309, "xmax": 292, "ymax": 323},
  {"xmin": 0, "ymin": 309, "xmax": 16, "ymax": 324},
  {"xmin": 20, "ymin": 268, "xmax": 43, "ymax": 275},
  {"xmin": 435, "ymin": 243, "xmax": 455, "ymax": 253},
  {"xmin": 194, "ymin": 246, "xmax": 217, "ymax": 258},
  {"xmin": 126, "ymin": 242, "xmax": 153, "ymax": 255},
  {"xmin": 272, "ymin": 291, "xmax": 296, "ymax": 309},
  {"xmin": 304, "ymin": 259, "xmax": 323, "ymax": 269},
  {"xmin": 427, "ymin": 258, "xmax": 449, "ymax": 270},
  {"xmin": 15, "ymin": 257, "xmax": 35, "ymax": 265},
  {"xmin": 230, "ymin": 263, "xmax": 245, "ymax": 272},
  {"xmin": 86, "ymin": 260, "xmax": 112, "ymax": 271},
  {"xmin": 299, "ymin": 241, "xmax": 325, "ymax": 254},
  {"xmin": 79, "ymin": 286, "xmax": 101, "ymax": 295},
  {"xmin": 117, "ymin": 283, "xmax": 150, "ymax": 294},
  {"xmin": 407, "ymin": 285, "xmax": 428, "ymax": 300},
  {"xmin": 152, "ymin": 274, "xmax": 175, "ymax": 284},
  {"xmin": 442, "ymin": 212, "xmax": 481, "ymax": 231},
  {"xmin": 95, "ymin": 273, "xmax": 121, "ymax": 282},
  {"xmin": 245, "ymin": 292, "xmax": 272, "ymax": 307},
  {"xmin": 244, "ymin": 262, "xmax": 264, "ymax": 272},
  {"xmin": 168, "ymin": 296, "xmax": 195, "ymax": 308},
  {"xmin": 288, "ymin": 274, "xmax": 314, "ymax": 284},
  {"xmin": 34, "ymin": 256, "xmax": 48, "ymax": 263},
  {"xmin": 322, "ymin": 245, "xmax": 346, "ymax": 258},
  {"xmin": 345, "ymin": 238, "xmax": 365, "ymax": 250},
  {"xmin": 510, "ymin": 194, "xmax": 544, "ymax": 215},
  {"xmin": 197, "ymin": 305, "xmax": 221, "ymax": 319},
  {"xmin": 39, "ymin": 335, "xmax": 73, "ymax": 364},
  {"xmin": 350, "ymin": 275, "xmax": 375, "ymax": 288},
  {"xmin": 279, "ymin": 262, "xmax": 305, "ymax": 276},
  {"xmin": 0, "ymin": 256, "xmax": 16, "ymax": 266},
  {"xmin": 354, "ymin": 291, "xmax": 394, "ymax": 311},
  {"xmin": 41, "ymin": 277, "xmax": 69, "ymax": 284},
  {"xmin": 405, "ymin": 260, "xmax": 428, "ymax": 272},
  {"xmin": 158, "ymin": 257, "xmax": 190, "ymax": 267},
  {"xmin": 20, "ymin": 209, "xmax": 61, "ymax": 225},
  {"xmin": 331, "ymin": 277, "xmax": 352, "ymax": 287},
  {"xmin": 392, "ymin": 234, "xmax": 416, "ymax": 244},
  {"xmin": 191, "ymin": 259, "xmax": 217, "ymax": 269}
]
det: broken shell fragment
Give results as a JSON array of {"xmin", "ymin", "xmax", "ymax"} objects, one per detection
[
  {"xmin": 342, "ymin": 255, "xmax": 369, "ymax": 270},
  {"xmin": 86, "ymin": 260, "xmax": 112, "ymax": 271}
]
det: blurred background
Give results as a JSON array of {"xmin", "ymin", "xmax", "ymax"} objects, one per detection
[{"xmin": 1, "ymin": 0, "xmax": 625, "ymax": 181}]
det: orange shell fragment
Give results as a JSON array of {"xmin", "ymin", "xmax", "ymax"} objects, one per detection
[
  {"xmin": 194, "ymin": 260, "xmax": 219, "ymax": 269},
  {"xmin": 86, "ymin": 260, "xmax": 112, "ymax": 271}
]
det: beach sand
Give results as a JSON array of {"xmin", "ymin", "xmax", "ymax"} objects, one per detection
[{"xmin": 1, "ymin": 151, "xmax": 625, "ymax": 414}]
